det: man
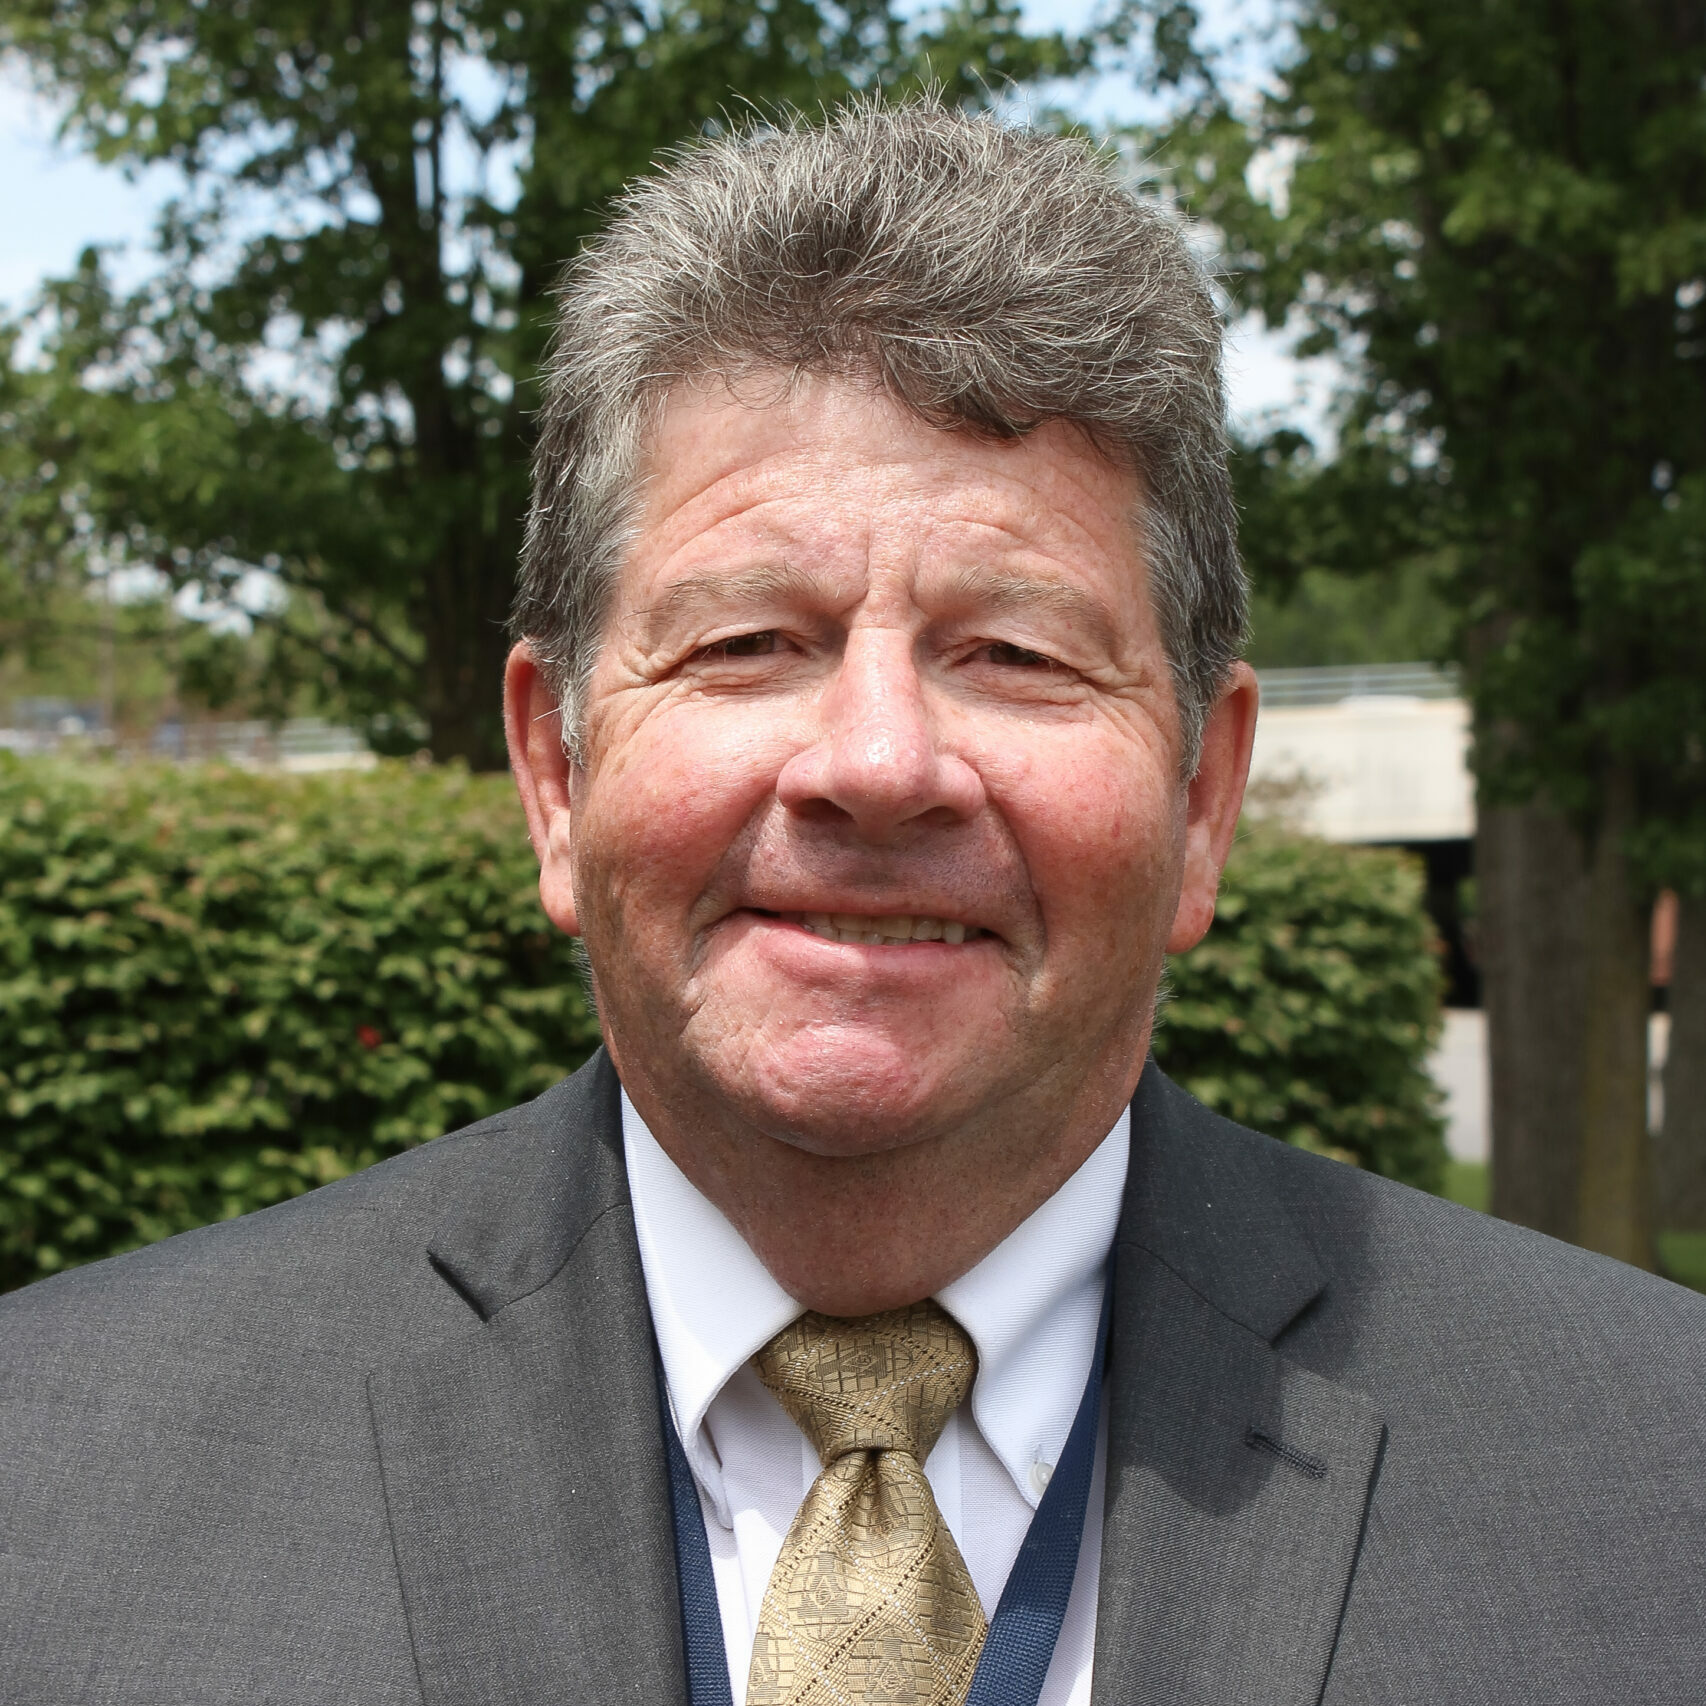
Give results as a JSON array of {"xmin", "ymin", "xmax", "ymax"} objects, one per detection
[{"xmin": 2, "ymin": 99, "xmax": 1704, "ymax": 1706}]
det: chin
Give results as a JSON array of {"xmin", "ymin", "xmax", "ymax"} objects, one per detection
[{"xmin": 716, "ymin": 1034, "xmax": 978, "ymax": 1158}]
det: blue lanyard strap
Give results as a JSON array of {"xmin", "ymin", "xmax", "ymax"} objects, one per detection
[
  {"xmin": 660, "ymin": 1363, "xmax": 737, "ymax": 1706},
  {"xmin": 660, "ymin": 1275, "xmax": 1112, "ymax": 1706},
  {"xmin": 964, "ymin": 1277, "xmax": 1111, "ymax": 1706}
]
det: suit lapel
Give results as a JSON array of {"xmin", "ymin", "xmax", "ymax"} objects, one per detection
[
  {"xmin": 1092, "ymin": 1067, "xmax": 1386, "ymax": 1706},
  {"xmin": 368, "ymin": 1053, "xmax": 688, "ymax": 1706}
]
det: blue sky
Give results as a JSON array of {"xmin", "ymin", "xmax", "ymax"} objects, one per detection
[{"xmin": 1, "ymin": 67, "xmax": 174, "ymax": 308}]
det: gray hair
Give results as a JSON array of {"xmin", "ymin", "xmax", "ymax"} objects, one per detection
[{"xmin": 514, "ymin": 96, "xmax": 1246, "ymax": 769}]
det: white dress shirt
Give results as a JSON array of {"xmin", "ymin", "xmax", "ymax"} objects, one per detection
[{"xmin": 624, "ymin": 1093, "xmax": 1129, "ymax": 1706}]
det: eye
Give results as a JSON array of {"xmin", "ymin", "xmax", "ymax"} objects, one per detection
[
  {"xmin": 699, "ymin": 630, "xmax": 779, "ymax": 660},
  {"xmin": 975, "ymin": 640, "xmax": 1059, "ymax": 669}
]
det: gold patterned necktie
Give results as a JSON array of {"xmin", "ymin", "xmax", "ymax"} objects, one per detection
[{"xmin": 746, "ymin": 1300, "xmax": 987, "ymax": 1706}]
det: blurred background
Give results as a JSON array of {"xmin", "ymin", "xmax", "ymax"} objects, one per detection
[{"xmin": 1, "ymin": 0, "xmax": 1701, "ymax": 1288}]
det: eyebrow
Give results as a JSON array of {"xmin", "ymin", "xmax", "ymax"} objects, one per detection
[
  {"xmin": 637, "ymin": 561, "xmax": 1123, "ymax": 653},
  {"xmin": 938, "ymin": 567, "xmax": 1120, "ymax": 654},
  {"xmin": 639, "ymin": 562, "xmax": 833, "ymax": 637}
]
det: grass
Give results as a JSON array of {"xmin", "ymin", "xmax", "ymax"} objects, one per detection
[
  {"xmin": 1433, "ymin": 1159, "xmax": 1706, "ymax": 1295},
  {"xmin": 1442, "ymin": 1160, "xmax": 1489, "ymax": 1214},
  {"xmin": 1656, "ymin": 1234, "xmax": 1706, "ymax": 1294}
]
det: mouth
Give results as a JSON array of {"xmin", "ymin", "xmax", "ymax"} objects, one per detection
[{"xmin": 755, "ymin": 909, "xmax": 990, "ymax": 946}]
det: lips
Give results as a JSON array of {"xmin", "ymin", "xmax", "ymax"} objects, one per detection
[{"xmin": 761, "ymin": 910, "xmax": 988, "ymax": 945}]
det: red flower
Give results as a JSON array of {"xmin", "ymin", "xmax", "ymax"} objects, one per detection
[{"xmin": 356, "ymin": 1024, "xmax": 382, "ymax": 1050}]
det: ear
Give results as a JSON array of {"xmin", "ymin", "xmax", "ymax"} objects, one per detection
[
  {"xmin": 504, "ymin": 641, "xmax": 581, "ymax": 938},
  {"xmin": 1166, "ymin": 662, "xmax": 1259, "ymax": 955}
]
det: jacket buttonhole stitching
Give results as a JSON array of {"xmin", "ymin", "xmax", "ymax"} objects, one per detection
[{"xmin": 1244, "ymin": 1424, "xmax": 1329, "ymax": 1480}]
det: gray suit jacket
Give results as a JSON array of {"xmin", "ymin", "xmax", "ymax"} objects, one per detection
[{"xmin": 3, "ymin": 1052, "xmax": 1704, "ymax": 1704}]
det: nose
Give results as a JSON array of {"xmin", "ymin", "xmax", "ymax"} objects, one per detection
[{"xmin": 775, "ymin": 626, "xmax": 985, "ymax": 839}]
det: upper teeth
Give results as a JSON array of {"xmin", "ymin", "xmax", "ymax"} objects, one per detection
[{"xmin": 782, "ymin": 912, "xmax": 979, "ymax": 946}]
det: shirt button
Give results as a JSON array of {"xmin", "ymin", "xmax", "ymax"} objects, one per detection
[{"xmin": 1029, "ymin": 1460, "xmax": 1054, "ymax": 1496}]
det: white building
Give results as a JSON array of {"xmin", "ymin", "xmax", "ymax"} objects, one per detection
[{"xmin": 1250, "ymin": 665, "xmax": 1473, "ymax": 845}]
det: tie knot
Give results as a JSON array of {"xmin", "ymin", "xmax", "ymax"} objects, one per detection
[{"xmin": 754, "ymin": 1299, "xmax": 976, "ymax": 1467}]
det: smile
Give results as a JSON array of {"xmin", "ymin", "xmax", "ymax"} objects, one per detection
[{"xmin": 768, "ymin": 911, "xmax": 988, "ymax": 946}]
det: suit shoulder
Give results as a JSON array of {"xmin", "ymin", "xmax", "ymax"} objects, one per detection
[
  {"xmin": 1142, "ymin": 1067, "xmax": 1706, "ymax": 1394},
  {"xmin": 0, "ymin": 1061, "xmax": 616, "ymax": 1362},
  {"xmin": 1277, "ymin": 1125, "xmax": 1705, "ymax": 1344}
]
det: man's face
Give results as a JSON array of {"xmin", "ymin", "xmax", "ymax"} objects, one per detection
[{"xmin": 510, "ymin": 374, "xmax": 1252, "ymax": 1164}]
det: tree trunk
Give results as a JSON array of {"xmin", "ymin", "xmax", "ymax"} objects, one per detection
[
  {"xmin": 1574, "ymin": 770, "xmax": 1655, "ymax": 1269},
  {"xmin": 416, "ymin": 526, "xmax": 517, "ymax": 772},
  {"xmin": 1656, "ymin": 894, "xmax": 1706, "ymax": 1230},
  {"xmin": 1480, "ymin": 800, "xmax": 1589, "ymax": 1241},
  {"xmin": 407, "ymin": 390, "xmax": 526, "ymax": 772}
]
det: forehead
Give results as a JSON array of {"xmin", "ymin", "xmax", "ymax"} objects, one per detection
[{"xmin": 619, "ymin": 372, "xmax": 1151, "ymax": 614}]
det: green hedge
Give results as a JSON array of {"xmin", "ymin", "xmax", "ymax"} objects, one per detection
[
  {"xmin": 1153, "ymin": 824, "xmax": 1447, "ymax": 1191},
  {"xmin": 0, "ymin": 759, "xmax": 1445, "ymax": 1290},
  {"xmin": 0, "ymin": 757, "xmax": 598, "ymax": 1290}
]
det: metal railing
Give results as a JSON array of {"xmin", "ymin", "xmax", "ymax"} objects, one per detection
[
  {"xmin": 0, "ymin": 712, "xmax": 376, "ymax": 770},
  {"xmin": 1255, "ymin": 663, "xmax": 1460, "ymax": 708}
]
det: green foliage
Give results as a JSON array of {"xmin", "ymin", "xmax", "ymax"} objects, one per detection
[
  {"xmin": 1244, "ymin": 557, "xmax": 1454, "ymax": 670},
  {"xmin": 0, "ymin": 762, "xmax": 1446, "ymax": 1290},
  {"xmin": 0, "ymin": 756, "xmax": 597, "ymax": 1290},
  {"xmin": 1154, "ymin": 825, "xmax": 1448, "ymax": 1191},
  {"xmin": 1159, "ymin": 0, "xmax": 1706, "ymax": 879},
  {"xmin": 0, "ymin": 0, "xmax": 1110, "ymax": 766}
]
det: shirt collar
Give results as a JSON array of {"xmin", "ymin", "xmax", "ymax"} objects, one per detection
[
  {"xmin": 624, "ymin": 1090, "xmax": 1129, "ymax": 1523},
  {"xmin": 938, "ymin": 1109, "xmax": 1127, "ymax": 1502}
]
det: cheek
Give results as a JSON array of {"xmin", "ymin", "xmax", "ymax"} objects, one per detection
[
  {"xmin": 985, "ymin": 732, "xmax": 1183, "ymax": 941},
  {"xmin": 573, "ymin": 702, "xmax": 791, "ymax": 933}
]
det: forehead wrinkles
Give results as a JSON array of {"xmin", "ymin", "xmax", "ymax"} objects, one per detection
[
  {"xmin": 624, "ymin": 457, "xmax": 872, "ymax": 590},
  {"xmin": 632, "ymin": 449, "xmax": 1108, "ymax": 588}
]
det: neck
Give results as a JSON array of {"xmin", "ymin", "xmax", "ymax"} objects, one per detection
[{"xmin": 610, "ymin": 1038, "xmax": 1146, "ymax": 1316}]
